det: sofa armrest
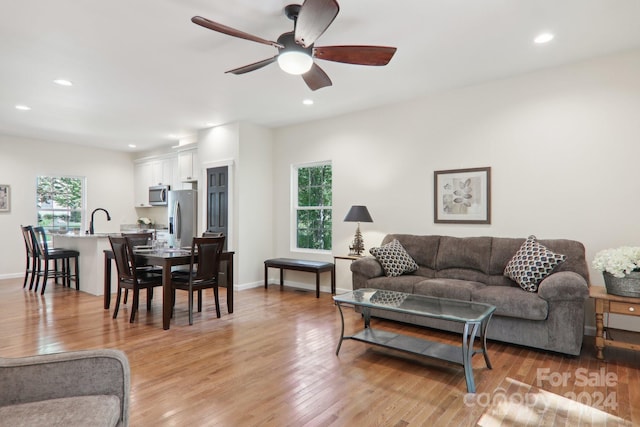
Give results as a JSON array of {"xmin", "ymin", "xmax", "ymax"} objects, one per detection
[
  {"xmin": 537, "ymin": 271, "xmax": 589, "ymax": 301},
  {"xmin": 350, "ymin": 257, "xmax": 384, "ymax": 290},
  {"xmin": 0, "ymin": 349, "xmax": 130, "ymax": 427},
  {"xmin": 351, "ymin": 257, "xmax": 384, "ymax": 279}
]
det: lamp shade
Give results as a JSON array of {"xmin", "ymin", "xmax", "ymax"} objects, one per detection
[{"xmin": 344, "ymin": 205, "xmax": 373, "ymax": 223}]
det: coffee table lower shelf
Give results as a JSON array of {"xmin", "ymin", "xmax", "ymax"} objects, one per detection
[
  {"xmin": 346, "ymin": 328, "xmax": 466, "ymax": 365},
  {"xmin": 333, "ymin": 289, "xmax": 495, "ymax": 394}
]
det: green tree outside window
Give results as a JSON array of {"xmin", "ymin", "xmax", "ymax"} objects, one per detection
[
  {"xmin": 295, "ymin": 163, "xmax": 332, "ymax": 250},
  {"xmin": 36, "ymin": 176, "xmax": 84, "ymax": 235}
]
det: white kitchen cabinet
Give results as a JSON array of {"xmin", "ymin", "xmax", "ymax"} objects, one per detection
[
  {"xmin": 178, "ymin": 149, "xmax": 199, "ymax": 182},
  {"xmin": 150, "ymin": 157, "xmax": 175, "ymax": 187},
  {"xmin": 134, "ymin": 162, "xmax": 152, "ymax": 207}
]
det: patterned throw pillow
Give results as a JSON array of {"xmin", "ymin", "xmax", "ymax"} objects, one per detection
[
  {"xmin": 504, "ymin": 235, "xmax": 567, "ymax": 292},
  {"xmin": 370, "ymin": 239, "xmax": 419, "ymax": 277}
]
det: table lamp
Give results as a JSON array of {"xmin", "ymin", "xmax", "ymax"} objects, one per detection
[{"xmin": 344, "ymin": 205, "xmax": 373, "ymax": 256}]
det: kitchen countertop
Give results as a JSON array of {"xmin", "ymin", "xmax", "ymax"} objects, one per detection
[{"xmin": 55, "ymin": 233, "xmax": 121, "ymax": 238}]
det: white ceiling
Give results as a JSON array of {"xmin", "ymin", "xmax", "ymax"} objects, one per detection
[{"xmin": 2, "ymin": 0, "xmax": 640, "ymax": 152}]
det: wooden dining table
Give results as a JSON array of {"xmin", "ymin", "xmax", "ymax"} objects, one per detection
[{"xmin": 104, "ymin": 249, "xmax": 235, "ymax": 330}]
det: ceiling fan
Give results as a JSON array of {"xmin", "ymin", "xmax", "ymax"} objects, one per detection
[{"xmin": 192, "ymin": 0, "xmax": 397, "ymax": 91}]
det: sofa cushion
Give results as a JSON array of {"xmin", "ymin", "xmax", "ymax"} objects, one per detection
[
  {"xmin": 382, "ymin": 234, "xmax": 441, "ymax": 269},
  {"xmin": 0, "ymin": 395, "xmax": 120, "ymax": 427},
  {"xmin": 370, "ymin": 239, "xmax": 418, "ymax": 277},
  {"xmin": 413, "ymin": 278, "xmax": 486, "ymax": 301},
  {"xmin": 368, "ymin": 275, "xmax": 426, "ymax": 293},
  {"xmin": 435, "ymin": 236, "xmax": 492, "ymax": 274},
  {"xmin": 471, "ymin": 286, "xmax": 549, "ymax": 320},
  {"xmin": 504, "ymin": 235, "xmax": 566, "ymax": 292}
]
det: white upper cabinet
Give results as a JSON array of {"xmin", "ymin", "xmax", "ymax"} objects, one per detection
[
  {"xmin": 133, "ymin": 162, "xmax": 153, "ymax": 207},
  {"xmin": 134, "ymin": 150, "xmax": 196, "ymax": 206},
  {"xmin": 150, "ymin": 157, "xmax": 175, "ymax": 187},
  {"xmin": 178, "ymin": 149, "xmax": 199, "ymax": 182}
]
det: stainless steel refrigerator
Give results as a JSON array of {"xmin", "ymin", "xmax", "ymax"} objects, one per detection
[{"xmin": 167, "ymin": 189, "xmax": 197, "ymax": 248}]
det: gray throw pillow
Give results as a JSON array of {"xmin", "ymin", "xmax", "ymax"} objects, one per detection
[
  {"xmin": 370, "ymin": 239, "xmax": 418, "ymax": 277},
  {"xmin": 504, "ymin": 235, "xmax": 566, "ymax": 292}
]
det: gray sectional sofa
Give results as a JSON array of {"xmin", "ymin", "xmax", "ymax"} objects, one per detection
[{"xmin": 351, "ymin": 234, "xmax": 590, "ymax": 356}]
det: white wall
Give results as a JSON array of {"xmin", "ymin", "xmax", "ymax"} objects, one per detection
[
  {"xmin": 0, "ymin": 135, "xmax": 137, "ymax": 278},
  {"xmin": 198, "ymin": 122, "xmax": 274, "ymax": 288},
  {"xmin": 273, "ymin": 49, "xmax": 640, "ymax": 327}
]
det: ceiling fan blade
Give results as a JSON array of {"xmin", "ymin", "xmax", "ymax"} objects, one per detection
[
  {"xmin": 295, "ymin": 0, "xmax": 339, "ymax": 48},
  {"xmin": 302, "ymin": 63, "xmax": 332, "ymax": 91},
  {"xmin": 314, "ymin": 46, "xmax": 397, "ymax": 66},
  {"xmin": 192, "ymin": 16, "xmax": 283, "ymax": 48},
  {"xmin": 225, "ymin": 56, "xmax": 278, "ymax": 75}
]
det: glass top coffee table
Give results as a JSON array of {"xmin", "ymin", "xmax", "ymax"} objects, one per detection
[{"xmin": 333, "ymin": 288, "xmax": 496, "ymax": 393}]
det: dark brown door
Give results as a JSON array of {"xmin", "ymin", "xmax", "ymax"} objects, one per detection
[{"xmin": 207, "ymin": 166, "xmax": 228, "ymax": 241}]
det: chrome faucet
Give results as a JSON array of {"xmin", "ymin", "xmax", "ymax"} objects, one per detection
[{"xmin": 89, "ymin": 208, "xmax": 111, "ymax": 235}]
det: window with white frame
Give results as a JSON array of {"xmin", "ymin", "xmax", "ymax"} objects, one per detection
[
  {"xmin": 293, "ymin": 162, "xmax": 332, "ymax": 251},
  {"xmin": 36, "ymin": 176, "xmax": 85, "ymax": 235}
]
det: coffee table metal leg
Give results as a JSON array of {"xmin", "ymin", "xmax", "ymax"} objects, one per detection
[
  {"xmin": 480, "ymin": 316, "xmax": 493, "ymax": 369},
  {"xmin": 462, "ymin": 321, "xmax": 480, "ymax": 393},
  {"xmin": 362, "ymin": 307, "xmax": 371, "ymax": 329},
  {"xmin": 335, "ymin": 302, "xmax": 345, "ymax": 355}
]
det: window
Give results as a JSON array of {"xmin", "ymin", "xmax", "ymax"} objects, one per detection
[
  {"xmin": 293, "ymin": 162, "xmax": 332, "ymax": 251},
  {"xmin": 36, "ymin": 176, "xmax": 85, "ymax": 234}
]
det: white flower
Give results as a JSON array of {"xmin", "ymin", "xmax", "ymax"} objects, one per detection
[
  {"xmin": 592, "ymin": 246, "xmax": 640, "ymax": 278},
  {"xmin": 137, "ymin": 217, "xmax": 152, "ymax": 225}
]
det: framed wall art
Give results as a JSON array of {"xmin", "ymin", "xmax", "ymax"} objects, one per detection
[
  {"xmin": 434, "ymin": 167, "xmax": 491, "ymax": 224},
  {"xmin": 0, "ymin": 184, "xmax": 10, "ymax": 212}
]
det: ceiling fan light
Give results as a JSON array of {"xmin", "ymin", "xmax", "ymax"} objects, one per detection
[{"xmin": 277, "ymin": 51, "xmax": 313, "ymax": 75}]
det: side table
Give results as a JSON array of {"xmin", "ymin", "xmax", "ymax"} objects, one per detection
[{"xmin": 590, "ymin": 286, "xmax": 640, "ymax": 360}]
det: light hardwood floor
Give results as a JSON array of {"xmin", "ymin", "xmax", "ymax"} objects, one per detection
[{"xmin": 1, "ymin": 278, "xmax": 638, "ymax": 426}]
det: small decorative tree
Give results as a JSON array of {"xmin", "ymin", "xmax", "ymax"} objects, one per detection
[{"xmin": 349, "ymin": 223, "xmax": 365, "ymax": 256}]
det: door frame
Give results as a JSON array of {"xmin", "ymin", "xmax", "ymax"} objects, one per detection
[{"xmin": 200, "ymin": 159, "xmax": 235, "ymax": 251}]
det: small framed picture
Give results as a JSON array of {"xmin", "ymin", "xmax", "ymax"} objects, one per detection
[
  {"xmin": 434, "ymin": 167, "xmax": 491, "ymax": 224},
  {"xmin": 0, "ymin": 184, "xmax": 9, "ymax": 212}
]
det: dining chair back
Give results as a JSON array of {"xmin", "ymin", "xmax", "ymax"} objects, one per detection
[
  {"xmin": 121, "ymin": 232, "xmax": 160, "ymax": 302},
  {"xmin": 109, "ymin": 236, "xmax": 162, "ymax": 323},
  {"xmin": 121, "ymin": 232, "xmax": 153, "ymax": 247},
  {"xmin": 171, "ymin": 236, "xmax": 225, "ymax": 324},
  {"xmin": 31, "ymin": 226, "xmax": 80, "ymax": 294},
  {"xmin": 20, "ymin": 225, "xmax": 38, "ymax": 290},
  {"xmin": 202, "ymin": 231, "xmax": 227, "ymax": 252}
]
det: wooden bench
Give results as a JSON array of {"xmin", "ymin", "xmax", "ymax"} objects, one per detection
[{"xmin": 264, "ymin": 258, "xmax": 335, "ymax": 298}]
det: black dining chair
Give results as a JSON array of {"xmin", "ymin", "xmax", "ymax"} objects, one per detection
[
  {"xmin": 109, "ymin": 236, "xmax": 163, "ymax": 323},
  {"xmin": 31, "ymin": 226, "xmax": 80, "ymax": 294},
  {"xmin": 20, "ymin": 225, "xmax": 38, "ymax": 290},
  {"xmin": 121, "ymin": 232, "xmax": 161, "ymax": 303},
  {"xmin": 170, "ymin": 236, "xmax": 225, "ymax": 325}
]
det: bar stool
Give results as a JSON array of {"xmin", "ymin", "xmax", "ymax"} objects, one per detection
[{"xmin": 32, "ymin": 226, "xmax": 80, "ymax": 294}]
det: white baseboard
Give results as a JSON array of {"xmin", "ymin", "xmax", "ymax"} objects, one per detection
[
  {"xmin": 0, "ymin": 273, "xmax": 23, "ymax": 280},
  {"xmin": 261, "ymin": 279, "xmax": 351, "ymax": 296}
]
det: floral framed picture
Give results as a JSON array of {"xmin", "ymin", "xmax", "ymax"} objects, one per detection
[
  {"xmin": 0, "ymin": 184, "xmax": 10, "ymax": 212},
  {"xmin": 434, "ymin": 167, "xmax": 491, "ymax": 224}
]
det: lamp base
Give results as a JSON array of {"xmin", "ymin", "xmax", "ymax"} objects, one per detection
[{"xmin": 348, "ymin": 223, "xmax": 365, "ymax": 256}]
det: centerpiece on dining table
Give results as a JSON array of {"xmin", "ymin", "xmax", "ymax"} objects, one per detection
[{"xmin": 592, "ymin": 246, "xmax": 640, "ymax": 297}]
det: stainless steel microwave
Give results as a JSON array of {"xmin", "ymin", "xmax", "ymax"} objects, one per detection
[{"xmin": 149, "ymin": 185, "xmax": 169, "ymax": 206}]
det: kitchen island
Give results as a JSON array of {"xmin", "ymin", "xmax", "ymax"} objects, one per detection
[{"xmin": 53, "ymin": 234, "xmax": 119, "ymax": 296}]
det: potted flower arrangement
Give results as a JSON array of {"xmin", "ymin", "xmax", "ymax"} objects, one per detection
[
  {"xmin": 592, "ymin": 246, "xmax": 640, "ymax": 297},
  {"xmin": 137, "ymin": 217, "xmax": 153, "ymax": 229}
]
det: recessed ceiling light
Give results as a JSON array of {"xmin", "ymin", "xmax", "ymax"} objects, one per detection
[
  {"xmin": 534, "ymin": 32, "xmax": 554, "ymax": 44},
  {"xmin": 128, "ymin": 144, "xmax": 137, "ymax": 148},
  {"xmin": 168, "ymin": 134, "xmax": 177, "ymax": 139},
  {"xmin": 53, "ymin": 79, "xmax": 73, "ymax": 86},
  {"xmin": 302, "ymin": 99, "xmax": 314, "ymax": 106},
  {"xmin": 205, "ymin": 122, "xmax": 215, "ymax": 127},
  {"xmin": 15, "ymin": 105, "xmax": 31, "ymax": 111}
]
